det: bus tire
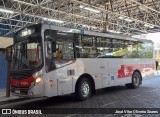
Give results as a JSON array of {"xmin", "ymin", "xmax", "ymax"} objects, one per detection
[
  {"xmin": 126, "ymin": 71, "xmax": 141, "ymax": 89},
  {"xmin": 75, "ymin": 78, "xmax": 92, "ymax": 101}
]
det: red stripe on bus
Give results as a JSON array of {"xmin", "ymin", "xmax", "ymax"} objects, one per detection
[
  {"xmin": 118, "ymin": 64, "xmax": 155, "ymax": 78},
  {"xmin": 10, "ymin": 76, "xmax": 35, "ymax": 88}
]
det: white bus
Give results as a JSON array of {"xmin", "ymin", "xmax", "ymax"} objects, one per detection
[{"xmin": 9, "ymin": 23, "xmax": 155, "ymax": 100}]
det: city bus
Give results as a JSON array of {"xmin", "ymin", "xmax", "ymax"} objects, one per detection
[{"xmin": 8, "ymin": 23, "xmax": 155, "ymax": 100}]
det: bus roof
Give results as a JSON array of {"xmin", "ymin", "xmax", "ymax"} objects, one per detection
[{"xmin": 42, "ymin": 24, "xmax": 153, "ymax": 43}]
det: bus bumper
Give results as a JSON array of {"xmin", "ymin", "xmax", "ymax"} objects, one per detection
[{"xmin": 10, "ymin": 83, "xmax": 44, "ymax": 97}]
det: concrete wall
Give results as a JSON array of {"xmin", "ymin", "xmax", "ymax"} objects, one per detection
[{"xmin": 0, "ymin": 37, "xmax": 13, "ymax": 48}]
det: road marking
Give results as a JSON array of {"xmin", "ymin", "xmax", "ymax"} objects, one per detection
[
  {"xmin": 101, "ymin": 102, "xmax": 117, "ymax": 107},
  {"xmin": 149, "ymin": 89, "xmax": 159, "ymax": 92},
  {"xmin": 129, "ymin": 94, "xmax": 141, "ymax": 98}
]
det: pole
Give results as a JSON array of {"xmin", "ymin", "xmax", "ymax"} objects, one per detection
[
  {"xmin": 6, "ymin": 61, "xmax": 10, "ymax": 97},
  {"xmin": 6, "ymin": 46, "xmax": 12, "ymax": 97}
]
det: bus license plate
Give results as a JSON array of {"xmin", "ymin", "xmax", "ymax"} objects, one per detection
[{"xmin": 15, "ymin": 90, "xmax": 20, "ymax": 94}]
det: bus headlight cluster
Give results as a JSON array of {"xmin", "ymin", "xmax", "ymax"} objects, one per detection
[
  {"xmin": 29, "ymin": 76, "xmax": 43, "ymax": 89},
  {"xmin": 35, "ymin": 76, "xmax": 43, "ymax": 84}
]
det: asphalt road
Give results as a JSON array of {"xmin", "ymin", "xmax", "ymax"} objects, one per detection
[{"xmin": 1, "ymin": 76, "xmax": 160, "ymax": 117}]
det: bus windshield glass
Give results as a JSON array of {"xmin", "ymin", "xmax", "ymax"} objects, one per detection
[{"xmin": 11, "ymin": 36, "xmax": 42, "ymax": 71}]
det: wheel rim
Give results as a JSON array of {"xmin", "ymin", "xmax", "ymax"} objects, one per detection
[
  {"xmin": 81, "ymin": 81, "xmax": 90, "ymax": 97},
  {"xmin": 133, "ymin": 73, "xmax": 140, "ymax": 86}
]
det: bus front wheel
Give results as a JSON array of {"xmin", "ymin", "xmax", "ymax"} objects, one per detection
[
  {"xmin": 75, "ymin": 78, "xmax": 92, "ymax": 101},
  {"xmin": 126, "ymin": 71, "xmax": 141, "ymax": 89}
]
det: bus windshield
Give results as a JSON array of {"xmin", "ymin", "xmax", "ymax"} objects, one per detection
[{"xmin": 11, "ymin": 36, "xmax": 42, "ymax": 71}]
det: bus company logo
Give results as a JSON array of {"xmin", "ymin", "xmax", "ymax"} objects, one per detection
[
  {"xmin": 2, "ymin": 109, "xmax": 11, "ymax": 114},
  {"xmin": 20, "ymin": 81, "xmax": 28, "ymax": 86}
]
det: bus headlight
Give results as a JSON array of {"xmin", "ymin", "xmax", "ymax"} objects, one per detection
[
  {"xmin": 35, "ymin": 76, "xmax": 43, "ymax": 84},
  {"xmin": 29, "ymin": 76, "xmax": 42, "ymax": 89}
]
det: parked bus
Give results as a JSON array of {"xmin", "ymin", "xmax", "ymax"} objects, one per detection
[{"xmin": 8, "ymin": 23, "xmax": 155, "ymax": 100}]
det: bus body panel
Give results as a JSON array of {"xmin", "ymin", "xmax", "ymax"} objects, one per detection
[
  {"xmin": 43, "ymin": 61, "xmax": 78, "ymax": 97},
  {"xmin": 76, "ymin": 59, "xmax": 103, "ymax": 90},
  {"xmin": 56, "ymin": 62, "xmax": 78, "ymax": 96},
  {"xmin": 11, "ymin": 57, "xmax": 155, "ymax": 97},
  {"xmin": 28, "ymin": 80, "xmax": 45, "ymax": 97},
  {"xmin": 75, "ymin": 58, "xmax": 155, "ymax": 90},
  {"xmin": 43, "ymin": 70, "xmax": 58, "ymax": 97}
]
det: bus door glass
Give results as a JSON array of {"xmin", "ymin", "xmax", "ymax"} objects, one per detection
[
  {"xmin": 44, "ymin": 29, "xmax": 75, "ymax": 72},
  {"xmin": 45, "ymin": 37, "xmax": 56, "ymax": 72}
]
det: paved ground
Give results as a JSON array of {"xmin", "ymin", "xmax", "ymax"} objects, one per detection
[
  {"xmin": 0, "ymin": 89, "xmax": 21, "ymax": 102},
  {"xmin": 1, "ymin": 75, "xmax": 160, "ymax": 117}
]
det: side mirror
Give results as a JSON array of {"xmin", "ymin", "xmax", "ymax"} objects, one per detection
[{"xmin": 6, "ymin": 45, "xmax": 12, "ymax": 62}]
